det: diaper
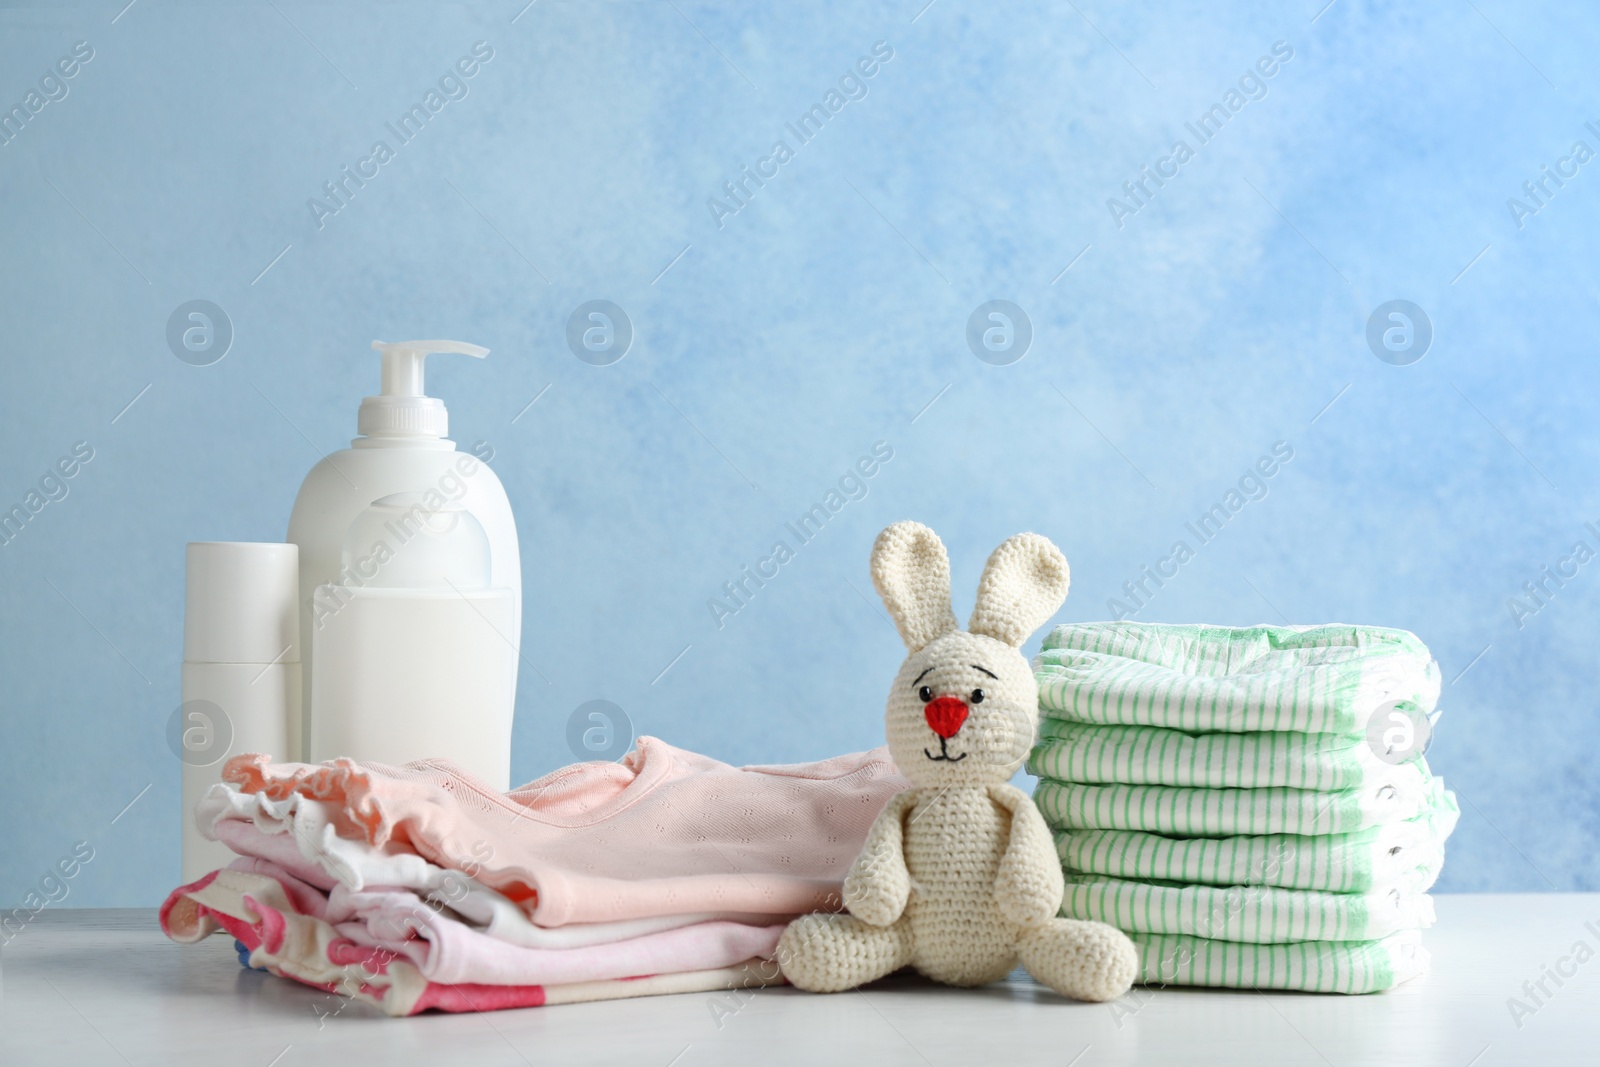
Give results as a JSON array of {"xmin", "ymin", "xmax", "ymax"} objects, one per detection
[
  {"xmin": 1036, "ymin": 622, "xmax": 1440, "ymax": 735},
  {"xmin": 1030, "ymin": 719, "xmax": 1423, "ymax": 791},
  {"xmin": 1131, "ymin": 929, "xmax": 1429, "ymax": 993},
  {"xmin": 1033, "ymin": 773, "xmax": 1433, "ymax": 837},
  {"xmin": 1060, "ymin": 874, "xmax": 1435, "ymax": 944}
]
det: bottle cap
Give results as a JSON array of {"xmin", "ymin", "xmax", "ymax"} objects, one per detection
[
  {"xmin": 184, "ymin": 542, "xmax": 300, "ymax": 664},
  {"xmin": 359, "ymin": 340, "xmax": 489, "ymax": 439}
]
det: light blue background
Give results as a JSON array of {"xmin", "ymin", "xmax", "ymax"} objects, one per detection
[{"xmin": 2, "ymin": 1, "xmax": 1596, "ymax": 907}]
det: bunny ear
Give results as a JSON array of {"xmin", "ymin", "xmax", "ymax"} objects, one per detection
[
  {"xmin": 968, "ymin": 533, "xmax": 1070, "ymax": 648},
  {"xmin": 871, "ymin": 522, "xmax": 959, "ymax": 653}
]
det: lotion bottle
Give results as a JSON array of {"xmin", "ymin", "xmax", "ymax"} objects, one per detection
[{"xmin": 287, "ymin": 340, "xmax": 520, "ymax": 765}]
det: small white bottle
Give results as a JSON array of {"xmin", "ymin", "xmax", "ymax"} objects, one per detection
[
  {"xmin": 287, "ymin": 340, "xmax": 521, "ymax": 765},
  {"xmin": 180, "ymin": 542, "xmax": 299, "ymax": 883},
  {"xmin": 309, "ymin": 493, "xmax": 515, "ymax": 787}
]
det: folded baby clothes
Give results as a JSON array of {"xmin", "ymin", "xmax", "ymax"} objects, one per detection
[
  {"xmin": 1030, "ymin": 621, "xmax": 1456, "ymax": 993},
  {"xmin": 1032, "ymin": 773, "xmax": 1429, "ymax": 837},
  {"xmin": 1052, "ymin": 784, "xmax": 1458, "ymax": 894},
  {"xmin": 167, "ymin": 737, "xmax": 905, "ymax": 1015},
  {"xmin": 161, "ymin": 865, "xmax": 783, "ymax": 1017},
  {"xmin": 1131, "ymin": 930, "xmax": 1429, "ymax": 994},
  {"xmin": 1032, "ymin": 719, "xmax": 1422, "ymax": 790},
  {"xmin": 1059, "ymin": 874, "xmax": 1434, "ymax": 944},
  {"xmin": 207, "ymin": 858, "xmax": 786, "ymax": 987},
  {"xmin": 219, "ymin": 738, "xmax": 909, "ymax": 927},
  {"xmin": 1037, "ymin": 622, "xmax": 1440, "ymax": 734},
  {"xmin": 205, "ymin": 789, "xmax": 779, "ymax": 948}
]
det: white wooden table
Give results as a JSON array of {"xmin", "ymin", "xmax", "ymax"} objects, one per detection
[{"xmin": 2, "ymin": 895, "xmax": 1593, "ymax": 1066}]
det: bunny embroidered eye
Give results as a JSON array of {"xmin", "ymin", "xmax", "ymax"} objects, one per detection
[
  {"xmin": 918, "ymin": 686, "xmax": 933, "ymax": 703},
  {"xmin": 970, "ymin": 689, "xmax": 985, "ymax": 704}
]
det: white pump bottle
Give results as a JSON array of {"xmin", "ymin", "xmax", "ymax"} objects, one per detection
[{"xmin": 286, "ymin": 340, "xmax": 520, "ymax": 782}]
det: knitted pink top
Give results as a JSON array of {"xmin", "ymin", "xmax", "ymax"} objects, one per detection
[{"xmin": 222, "ymin": 737, "xmax": 908, "ymax": 927}]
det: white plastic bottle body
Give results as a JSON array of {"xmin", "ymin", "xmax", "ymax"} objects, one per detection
[
  {"xmin": 180, "ymin": 540, "xmax": 298, "ymax": 885},
  {"xmin": 287, "ymin": 442, "xmax": 520, "ymax": 763},
  {"xmin": 310, "ymin": 588, "xmax": 514, "ymax": 788},
  {"xmin": 179, "ymin": 661, "xmax": 298, "ymax": 883}
]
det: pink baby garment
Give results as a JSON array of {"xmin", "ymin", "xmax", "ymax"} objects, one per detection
[
  {"xmin": 161, "ymin": 867, "xmax": 783, "ymax": 1017},
  {"xmin": 208, "ymin": 857, "xmax": 785, "ymax": 986},
  {"xmin": 222, "ymin": 738, "xmax": 908, "ymax": 926},
  {"xmin": 209, "ymin": 816, "xmax": 780, "ymax": 949}
]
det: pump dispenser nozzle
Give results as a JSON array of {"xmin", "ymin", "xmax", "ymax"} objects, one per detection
[{"xmin": 358, "ymin": 339, "xmax": 490, "ymax": 440}]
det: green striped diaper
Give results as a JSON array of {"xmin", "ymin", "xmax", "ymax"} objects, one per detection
[
  {"xmin": 1131, "ymin": 930, "xmax": 1428, "ymax": 993},
  {"xmin": 1059, "ymin": 873, "xmax": 1434, "ymax": 943},
  {"xmin": 1036, "ymin": 622, "xmax": 1440, "ymax": 735},
  {"xmin": 1029, "ymin": 719, "xmax": 1423, "ymax": 790},
  {"xmin": 1052, "ymin": 780, "xmax": 1459, "ymax": 892},
  {"xmin": 1033, "ymin": 771, "xmax": 1430, "ymax": 837}
]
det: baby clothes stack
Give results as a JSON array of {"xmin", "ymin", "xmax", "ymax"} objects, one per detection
[
  {"xmin": 1027, "ymin": 622, "xmax": 1459, "ymax": 994},
  {"xmin": 162, "ymin": 738, "xmax": 908, "ymax": 1016}
]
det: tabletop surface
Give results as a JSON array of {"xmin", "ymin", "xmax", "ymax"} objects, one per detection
[{"xmin": 2, "ymin": 893, "xmax": 1595, "ymax": 1066}]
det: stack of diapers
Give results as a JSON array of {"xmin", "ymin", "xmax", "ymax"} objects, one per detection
[
  {"xmin": 161, "ymin": 738, "xmax": 909, "ymax": 1016},
  {"xmin": 1027, "ymin": 622, "xmax": 1459, "ymax": 994}
]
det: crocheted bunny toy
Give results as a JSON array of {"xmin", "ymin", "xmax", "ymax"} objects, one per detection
[{"xmin": 778, "ymin": 521, "xmax": 1136, "ymax": 1001}]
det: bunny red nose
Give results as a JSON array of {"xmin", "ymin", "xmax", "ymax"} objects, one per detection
[{"xmin": 924, "ymin": 697, "xmax": 969, "ymax": 739}]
